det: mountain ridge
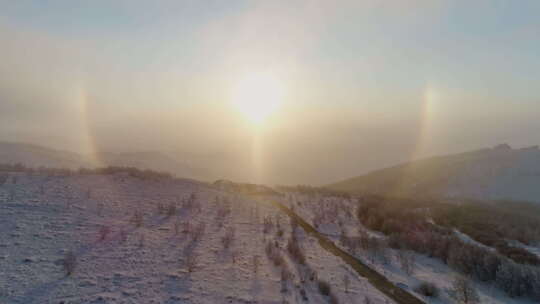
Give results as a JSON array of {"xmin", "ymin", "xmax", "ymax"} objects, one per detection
[
  {"xmin": 327, "ymin": 144, "xmax": 540, "ymax": 203},
  {"xmin": 0, "ymin": 141, "xmax": 200, "ymax": 179}
]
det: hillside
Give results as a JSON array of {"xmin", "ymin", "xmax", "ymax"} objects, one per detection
[
  {"xmin": 2, "ymin": 170, "xmax": 540, "ymax": 303},
  {"xmin": 279, "ymin": 187, "xmax": 540, "ymax": 303},
  {"xmin": 328, "ymin": 144, "xmax": 540, "ymax": 203},
  {"xmin": 0, "ymin": 172, "xmax": 396, "ymax": 304}
]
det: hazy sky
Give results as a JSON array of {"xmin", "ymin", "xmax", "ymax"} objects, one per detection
[{"xmin": 1, "ymin": 0, "xmax": 540, "ymax": 185}]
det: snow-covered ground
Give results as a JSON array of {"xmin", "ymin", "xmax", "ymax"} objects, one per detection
[
  {"xmin": 0, "ymin": 173, "xmax": 393, "ymax": 304},
  {"xmin": 508, "ymin": 240, "xmax": 540, "ymax": 259},
  {"xmin": 452, "ymin": 229, "xmax": 496, "ymax": 252},
  {"xmin": 279, "ymin": 191, "xmax": 539, "ymax": 304}
]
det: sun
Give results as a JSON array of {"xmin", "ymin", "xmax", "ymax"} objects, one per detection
[{"xmin": 231, "ymin": 72, "xmax": 285, "ymax": 125}]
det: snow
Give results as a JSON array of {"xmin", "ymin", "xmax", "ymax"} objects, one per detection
[
  {"xmin": 452, "ymin": 229, "xmax": 496, "ymax": 252},
  {"xmin": 0, "ymin": 173, "xmax": 393, "ymax": 304},
  {"xmin": 508, "ymin": 240, "xmax": 540, "ymax": 258}
]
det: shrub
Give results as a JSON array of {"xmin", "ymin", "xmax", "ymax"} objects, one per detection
[
  {"xmin": 318, "ymin": 280, "xmax": 331, "ymax": 296},
  {"xmin": 309, "ymin": 269, "xmax": 318, "ymax": 281},
  {"xmin": 414, "ymin": 281, "xmax": 439, "ymax": 297},
  {"xmin": 287, "ymin": 237, "xmax": 306, "ymax": 264}
]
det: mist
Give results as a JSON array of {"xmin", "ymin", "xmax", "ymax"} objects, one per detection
[{"xmin": 1, "ymin": 1, "xmax": 540, "ymax": 185}]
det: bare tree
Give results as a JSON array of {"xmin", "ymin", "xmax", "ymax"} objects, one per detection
[
  {"xmin": 63, "ymin": 251, "xmax": 77, "ymax": 276},
  {"xmin": 0, "ymin": 174, "xmax": 8, "ymax": 186},
  {"xmin": 343, "ymin": 274, "xmax": 350, "ymax": 293},
  {"xmin": 231, "ymin": 250, "xmax": 239, "ymax": 264},
  {"xmin": 290, "ymin": 217, "xmax": 299, "ymax": 235},
  {"xmin": 253, "ymin": 255, "xmax": 260, "ymax": 274},
  {"xmin": 183, "ymin": 221, "xmax": 192, "ymax": 234},
  {"xmin": 132, "ymin": 211, "xmax": 144, "ymax": 227},
  {"xmin": 174, "ymin": 220, "xmax": 181, "ymax": 235},
  {"xmin": 185, "ymin": 253, "xmax": 198, "ymax": 273},
  {"xmin": 98, "ymin": 226, "xmax": 111, "ymax": 241},
  {"xmin": 138, "ymin": 234, "xmax": 145, "ymax": 248},
  {"xmin": 166, "ymin": 202, "xmax": 177, "ymax": 217},
  {"xmin": 157, "ymin": 202, "xmax": 165, "ymax": 215},
  {"xmin": 193, "ymin": 222, "xmax": 206, "ymax": 242},
  {"xmin": 222, "ymin": 226, "xmax": 235, "ymax": 249},
  {"xmin": 263, "ymin": 216, "xmax": 273, "ymax": 234},
  {"xmin": 97, "ymin": 203, "xmax": 104, "ymax": 217},
  {"xmin": 286, "ymin": 236, "xmax": 306, "ymax": 264},
  {"xmin": 119, "ymin": 229, "xmax": 128, "ymax": 243},
  {"xmin": 298, "ymin": 266, "xmax": 311, "ymax": 283},
  {"xmin": 281, "ymin": 267, "xmax": 293, "ymax": 293},
  {"xmin": 397, "ymin": 250, "xmax": 416, "ymax": 275},
  {"xmin": 8, "ymin": 188, "xmax": 15, "ymax": 202},
  {"xmin": 451, "ymin": 276, "xmax": 480, "ymax": 304}
]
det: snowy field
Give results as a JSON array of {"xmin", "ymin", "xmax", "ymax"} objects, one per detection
[{"xmin": 0, "ymin": 173, "xmax": 393, "ymax": 304}]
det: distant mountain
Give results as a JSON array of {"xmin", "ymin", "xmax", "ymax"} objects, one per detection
[
  {"xmin": 328, "ymin": 144, "xmax": 540, "ymax": 203},
  {"xmin": 0, "ymin": 141, "xmax": 201, "ymax": 179},
  {"xmin": 0, "ymin": 142, "xmax": 92, "ymax": 169}
]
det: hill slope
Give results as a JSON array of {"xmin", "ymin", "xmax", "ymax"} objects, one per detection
[
  {"xmin": 0, "ymin": 173, "xmax": 395, "ymax": 304},
  {"xmin": 328, "ymin": 144, "xmax": 540, "ymax": 203}
]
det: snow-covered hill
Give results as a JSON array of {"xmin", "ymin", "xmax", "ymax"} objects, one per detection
[
  {"xmin": 328, "ymin": 144, "xmax": 540, "ymax": 203},
  {"xmin": 0, "ymin": 173, "xmax": 394, "ymax": 304}
]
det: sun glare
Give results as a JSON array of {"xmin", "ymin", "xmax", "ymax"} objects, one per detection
[{"xmin": 231, "ymin": 72, "xmax": 285, "ymax": 125}]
